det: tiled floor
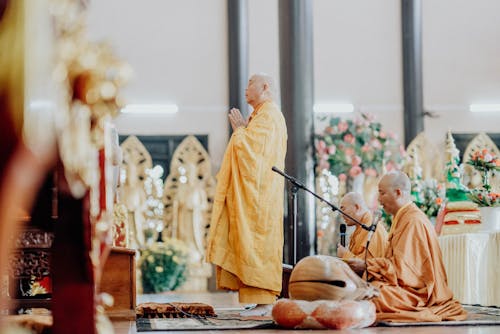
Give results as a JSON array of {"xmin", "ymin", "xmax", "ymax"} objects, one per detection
[{"xmin": 113, "ymin": 292, "xmax": 500, "ymax": 334}]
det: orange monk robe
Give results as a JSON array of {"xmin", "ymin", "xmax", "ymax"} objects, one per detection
[
  {"xmin": 341, "ymin": 212, "xmax": 388, "ymax": 260},
  {"xmin": 206, "ymin": 101, "xmax": 287, "ymax": 304},
  {"xmin": 367, "ymin": 203, "xmax": 467, "ymax": 322}
]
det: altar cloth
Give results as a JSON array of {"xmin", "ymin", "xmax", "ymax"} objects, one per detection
[{"xmin": 438, "ymin": 231, "xmax": 500, "ymax": 307}]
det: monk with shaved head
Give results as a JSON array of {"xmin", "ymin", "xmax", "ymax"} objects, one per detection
[
  {"xmin": 207, "ymin": 73, "xmax": 287, "ymax": 316},
  {"xmin": 337, "ymin": 192, "xmax": 387, "ymax": 260},
  {"xmin": 347, "ymin": 171, "xmax": 467, "ymax": 322}
]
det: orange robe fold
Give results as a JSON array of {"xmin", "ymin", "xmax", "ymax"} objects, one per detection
[
  {"xmin": 342, "ymin": 212, "xmax": 388, "ymax": 260},
  {"xmin": 367, "ymin": 203, "xmax": 467, "ymax": 322},
  {"xmin": 206, "ymin": 101, "xmax": 287, "ymax": 303}
]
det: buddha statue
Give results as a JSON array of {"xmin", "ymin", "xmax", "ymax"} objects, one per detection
[{"xmin": 163, "ymin": 136, "xmax": 215, "ymax": 291}]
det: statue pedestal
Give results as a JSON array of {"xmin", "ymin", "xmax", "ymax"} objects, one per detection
[
  {"xmin": 479, "ymin": 206, "xmax": 500, "ymax": 231},
  {"xmin": 177, "ymin": 263, "xmax": 212, "ymax": 292}
]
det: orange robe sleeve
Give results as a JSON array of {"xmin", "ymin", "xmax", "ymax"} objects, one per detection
[
  {"xmin": 366, "ymin": 203, "xmax": 467, "ymax": 322},
  {"xmin": 206, "ymin": 101, "xmax": 287, "ymax": 293},
  {"xmin": 342, "ymin": 212, "xmax": 388, "ymax": 260}
]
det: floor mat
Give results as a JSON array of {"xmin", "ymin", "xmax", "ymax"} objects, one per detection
[
  {"xmin": 377, "ymin": 305, "xmax": 500, "ymax": 327},
  {"xmin": 136, "ymin": 312, "xmax": 275, "ymax": 332}
]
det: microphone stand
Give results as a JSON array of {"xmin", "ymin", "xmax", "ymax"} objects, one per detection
[
  {"xmin": 272, "ymin": 167, "xmax": 372, "ymax": 235},
  {"xmin": 272, "ymin": 167, "xmax": 378, "ymax": 283}
]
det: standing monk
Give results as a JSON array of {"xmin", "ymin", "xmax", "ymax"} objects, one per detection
[
  {"xmin": 347, "ymin": 171, "xmax": 467, "ymax": 322},
  {"xmin": 337, "ymin": 192, "xmax": 387, "ymax": 260},
  {"xmin": 206, "ymin": 74, "xmax": 287, "ymax": 316}
]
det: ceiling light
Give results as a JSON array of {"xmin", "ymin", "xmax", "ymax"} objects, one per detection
[
  {"xmin": 121, "ymin": 104, "xmax": 178, "ymax": 114},
  {"xmin": 469, "ymin": 104, "xmax": 500, "ymax": 113},
  {"xmin": 314, "ymin": 103, "xmax": 354, "ymax": 114}
]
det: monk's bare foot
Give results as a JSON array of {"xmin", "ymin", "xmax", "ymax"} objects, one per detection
[{"xmin": 239, "ymin": 304, "xmax": 273, "ymax": 317}]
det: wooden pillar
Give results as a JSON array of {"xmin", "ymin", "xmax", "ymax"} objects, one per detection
[
  {"xmin": 402, "ymin": 0, "xmax": 424, "ymax": 146},
  {"xmin": 279, "ymin": 0, "xmax": 315, "ymax": 263},
  {"xmin": 227, "ymin": 0, "xmax": 249, "ymax": 121}
]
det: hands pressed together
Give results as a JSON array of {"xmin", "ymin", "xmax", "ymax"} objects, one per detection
[{"xmin": 228, "ymin": 108, "xmax": 248, "ymax": 131}]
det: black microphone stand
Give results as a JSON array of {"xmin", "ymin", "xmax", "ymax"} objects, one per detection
[{"xmin": 272, "ymin": 167, "xmax": 378, "ymax": 284}]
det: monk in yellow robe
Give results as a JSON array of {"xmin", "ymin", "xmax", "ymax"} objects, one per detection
[
  {"xmin": 337, "ymin": 192, "xmax": 387, "ymax": 260},
  {"xmin": 206, "ymin": 74, "xmax": 287, "ymax": 316},
  {"xmin": 347, "ymin": 171, "xmax": 467, "ymax": 322}
]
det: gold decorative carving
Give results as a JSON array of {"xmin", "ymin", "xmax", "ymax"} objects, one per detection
[{"xmin": 404, "ymin": 132, "xmax": 442, "ymax": 181}]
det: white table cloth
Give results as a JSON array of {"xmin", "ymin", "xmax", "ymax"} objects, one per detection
[{"xmin": 438, "ymin": 232, "xmax": 500, "ymax": 306}]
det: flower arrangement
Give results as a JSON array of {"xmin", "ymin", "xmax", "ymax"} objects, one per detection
[
  {"xmin": 139, "ymin": 239, "xmax": 189, "ymax": 293},
  {"xmin": 314, "ymin": 113, "xmax": 405, "ymax": 180},
  {"xmin": 416, "ymin": 180, "xmax": 445, "ymax": 219},
  {"xmin": 466, "ymin": 149, "xmax": 500, "ymax": 207}
]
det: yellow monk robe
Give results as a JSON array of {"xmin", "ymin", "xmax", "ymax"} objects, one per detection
[
  {"xmin": 367, "ymin": 203, "xmax": 467, "ymax": 322},
  {"xmin": 206, "ymin": 101, "xmax": 287, "ymax": 304},
  {"xmin": 341, "ymin": 212, "xmax": 388, "ymax": 260}
]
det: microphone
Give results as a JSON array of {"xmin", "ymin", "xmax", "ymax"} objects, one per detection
[
  {"xmin": 339, "ymin": 224, "xmax": 347, "ymax": 247},
  {"xmin": 366, "ymin": 210, "xmax": 382, "ymax": 247}
]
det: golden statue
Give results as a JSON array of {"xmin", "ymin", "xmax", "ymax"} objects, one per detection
[{"xmin": 163, "ymin": 136, "xmax": 215, "ymax": 291}]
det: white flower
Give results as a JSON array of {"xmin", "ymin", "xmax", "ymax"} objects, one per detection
[{"xmin": 155, "ymin": 266, "xmax": 164, "ymax": 273}]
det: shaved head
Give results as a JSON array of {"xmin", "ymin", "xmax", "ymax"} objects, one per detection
[
  {"xmin": 378, "ymin": 171, "xmax": 412, "ymax": 215},
  {"xmin": 249, "ymin": 73, "xmax": 277, "ymax": 100},
  {"xmin": 380, "ymin": 171, "xmax": 411, "ymax": 195},
  {"xmin": 340, "ymin": 192, "xmax": 368, "ymax": 226},
  {"xmin": 341, "ymin": 192, "xmax": 368, "ymax": 211}
]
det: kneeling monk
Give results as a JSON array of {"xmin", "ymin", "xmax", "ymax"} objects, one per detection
[
  {"xmin": 347, "ymin": 171, "xmax": 467, "ymax": 322},
  {"xmin": 337, "ymin": 192, "xmax": 388, "ymax": 260},
  {"xmin": 206, "ymin": 74, "xmax": 287, "ymax": 315}
]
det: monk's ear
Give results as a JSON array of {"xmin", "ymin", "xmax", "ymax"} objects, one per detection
[{"xmin": 262, "ymin": 82, "xmax": 269, "ymax": 92}]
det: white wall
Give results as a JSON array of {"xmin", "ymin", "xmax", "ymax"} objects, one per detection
[
  {"xmin": 313, "ymin": 0, "xmax": 404, "ymax": 140},
  {"xmin": 86, "ymin": 0, "xmax": 229, "ymax": 170},
  {"xmin": 422, "ymin": 0, "xmax": 500, "ymax": 146},
  {"xmin": 84, "ymin": 0, "xmax": 500, "ymax": 170}
]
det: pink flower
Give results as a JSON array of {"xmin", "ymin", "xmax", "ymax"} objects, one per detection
[
  {"xmin": 379, "ymin": 131, "xmax": 386, "ymax": 139},
  {"xmin": 338, "ymin": 173, "xmax": 347, "ymax": 182},
  {"xmin": 349, "ymin": 166, "xmax": 362, "ymax": 177},
  {"xmin": 385, "ymin": 161, "xmax": 396, "ymax": 171},
  {"xmin": 325, "ymin": 126, "xmax": 334, "ymax": 134},
  {"xmin": 318, "ymin": 159, "xmax": 330, "ymax": 171},
  {"xmin": 345, "ymin": 147, "xmax": 355, "ymax": 156},
  {"xmin": 399, "ymin": 144, "xmax": 406, "ymax": 156},
  {"xmin": 361, "ymin": 144, "xmax": 371, "ymax": 152},
  {"xmin": 327, "ymin": 145, "xmax": 336, "ymax": 155},
  {"xmin": 365, "ymin": 168, "xmax": 377, "ymax": 177},
  {"xmin": 352, "ymin": 155, "xmax": 362, "ymax": 166},
  {"xmin": 344, "ymin": 134, "xmax": 355, "ymax": 144},
  {"xmin": 316, "ymin": 140, "xmax": 326, "ymax": 153},
  {"xmin": 338, "ymin": 121, "xmax": 348, "ymax": 132},
  {"xmin": 371, "ymin": 139, "xmax": 382, "ymax": 149}
]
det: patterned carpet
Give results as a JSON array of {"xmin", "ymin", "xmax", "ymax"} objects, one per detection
[
  {"xmin": 137, "ymin": 304, "xmax": 500, "ymax": 331},
  {"xmin": 377, "ymin": 305, "xmax": 500, "ymax": 327}
]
